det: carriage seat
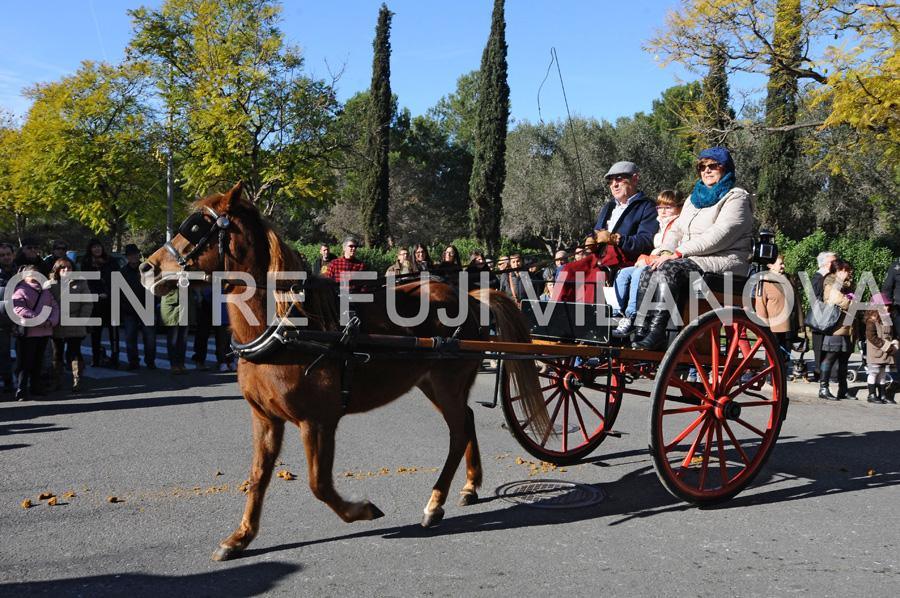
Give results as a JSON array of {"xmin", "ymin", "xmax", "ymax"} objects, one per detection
[
  {"xmin": 519, "ymin": 299, "xmax": 612, "ymax": 345},
  {"xmin": 690, "ymin": 271, "xmax": 750, "ymax": 306}
]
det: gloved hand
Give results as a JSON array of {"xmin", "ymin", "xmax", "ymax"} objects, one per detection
[
  {"xmin": 593, "ymin": 229, "xmax": 620, "ymax": 246},
  {"xmin": 593, "ymin": 229, "xmax": 613, "ymax": 244}
]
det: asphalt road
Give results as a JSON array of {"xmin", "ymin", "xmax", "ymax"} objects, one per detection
[{"xmin": 2, "ymin": 359, "xmax": 899, "ymax": 597}]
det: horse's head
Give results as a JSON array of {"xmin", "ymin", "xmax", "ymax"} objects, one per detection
[{"xmin": 141, "ymin": 181, "xmax": 256, "ymax": 295}]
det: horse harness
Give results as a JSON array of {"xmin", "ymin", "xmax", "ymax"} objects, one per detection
[{"xmin": 164, "ymin": 207, "xmax": 504, "ymax": 414}]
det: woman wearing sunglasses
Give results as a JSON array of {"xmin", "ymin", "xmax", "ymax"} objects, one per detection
[{"xmin": 631, "ymin": 146, "xmax": 754, "ymax": 350}]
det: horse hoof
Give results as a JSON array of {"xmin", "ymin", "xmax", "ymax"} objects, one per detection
[
  {"xmin": 421, "ymin": 509, "xmax": 444, "ymax": 528},
  {"xmin": 211, "ymin": 545, "xmax": 242, "ymax": 561},
  {"xmin": 456, "ymin": 491, "xmax": 478, "ymax": 506},
  {"xmin": 369, "ymin": 503, "xmax": 385, "ymax": 520}
]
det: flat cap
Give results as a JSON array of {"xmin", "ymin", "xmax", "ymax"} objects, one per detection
[{"xmin": 604, "ymin": 161, "xmax": 638, "ymax": 179}]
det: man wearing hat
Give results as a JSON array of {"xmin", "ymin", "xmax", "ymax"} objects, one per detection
[
  {"xmin": 592, "ymin": 161, "xmax": 659, "ymax": 280},
  {"xmin": 15, "ymin": 237, "xmax": 50, "ymax": 278},
  {"xmin": 119, "ymin": 244, "xmax": 157, "ymax": 370}
]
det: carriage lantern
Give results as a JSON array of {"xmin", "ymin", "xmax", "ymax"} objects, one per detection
[{"xmin": 752, "ymin": 228, "xmax": 778, "ymax": 267}]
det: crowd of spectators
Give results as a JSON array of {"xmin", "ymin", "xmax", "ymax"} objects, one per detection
[{"xmin": 3, "ymin": 155, "xmax": 900, "ymax": 402}]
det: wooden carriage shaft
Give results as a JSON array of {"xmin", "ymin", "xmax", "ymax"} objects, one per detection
[{"xmin": 285, "ymin": 330, "xmax": 764, "ymax": 369}]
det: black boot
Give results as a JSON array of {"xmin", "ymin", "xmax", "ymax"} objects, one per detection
[
  {"xmin": 633, "ymin": 310, "xmax": 671, "ymax": 351},
  {"xmin": 15, "ymin": 371, "xmax": 28, "ymax": 402},
  {"xmin": 819, "ymin": 364, "xmax": 837, "ymax": 400},
  {"xmin": 881, "ymin": 384, "xmax": 896, "ymax": 404},
  {"xmin": 867, "ymin": 384, "xmax": 883, "ymax": 403},
  {"xmin": 630, "ymin": 311, "xmax": 653, "ymax": 344},
  {"xmin": 819, "ymin": 380, "xmax": 838, "ymax": 400},
  {"xmin": 836, "ymin": 377, "xmax": 849, "ymax": 400}
]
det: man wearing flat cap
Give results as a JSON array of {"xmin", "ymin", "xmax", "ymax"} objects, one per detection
[
  {"xmin": 592, "ymin": 161, "xmax": 658, "ymax": 280},
  {"xmin": 15, "ymin": 236, "xmax": 51, "ymax": 277}
]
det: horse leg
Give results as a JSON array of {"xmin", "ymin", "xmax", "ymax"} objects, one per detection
[
  {"xmin": 212, "ymin": 410, "xmax": 285, "ymax": 561},
  {"xmin": 418, "ymin": 370, "xmax": 482, "ymax": 527},
  {"xmin": 456, "ymin": 405, "xmax": 482, "ymax": 507},
  {"xmin": 301, "ymin": 420, "xmax": 385, "ymax": 523}
]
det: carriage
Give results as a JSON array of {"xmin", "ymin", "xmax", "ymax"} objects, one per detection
[
  {"xmin": 142, "ymin": 182, "xmax": 788, "ymax": 560},
  {"xmin": 491, "ymin": 269, "xmax": 788, "ymax": 506}
]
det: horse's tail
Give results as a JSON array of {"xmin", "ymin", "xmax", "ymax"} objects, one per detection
[{"xmin": 469, "ymin": 288, "xmax": 553, "ymax": 440}]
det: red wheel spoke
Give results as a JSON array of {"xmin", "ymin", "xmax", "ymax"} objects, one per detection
[
  {"xmin": 541, "ymin": 393, "xmax": 566, "ymax": 447},
  {"xmin": 722, "ymin": 420, "xmax": 751, "ymax": 466},
  {"xmin": 710, "ymin": 327, "xmax": 721, "ymax": 387},
  {"xmin": 687, "ymin": 346, "xmax": 716, "ymax": 398},
  {"xmin": 676, "ymin": 417, "xmax": 711, "ymax": 479},
  {"xmin": 574, "ymin": 388, "xmax": 605, "ymax": 420},
  {"xmin": 542, "ymin": 387, "xmax": 562, "ymax": 408},
  {"xmin": 724, "ymin": 336, "xmax": 764, "ymax": 389},
  {"xmin": 716, "ymin": 421, "xmax": 728, "ymax": 486},
  {"xmin": 669, "ymin": 376, "xmax": 713, "ymax": 405},
  {"xmin": 737, "ymin": 400, "xmax": 777, "ymax": 408},
  {"xmin": 697, "ymin": 423, "xmax": 716, "ymax": 489},
  {"xmin": 665, "ymin": 412, "xmax": 707, "ymax": 454},
  {"xmin": 733, "ymin": 416, "xmax": 767, "ymax": 438},
  {"xmin": 662, "ymin": 405, "xmax": 707, "ymax": 415},
  {"xmin": 561, "ymin": 395, "xmax": 570, "ymax": 453},
  {"xmin": 720, "ymin": 325, "xmax": 741, "ymax": 384},
  {"xmin": 570, "ymin": 392, "xmax": 592, "ymax": 443}
]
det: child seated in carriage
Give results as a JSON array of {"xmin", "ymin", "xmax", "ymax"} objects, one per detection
[{"xmin": 611, "ymin": 189, "xmax": 684, "ymax": 338}]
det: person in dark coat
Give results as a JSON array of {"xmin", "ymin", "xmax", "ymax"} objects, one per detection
[
  {"xmin": 120, "ymin": 244, "xmax": 157, "ymax": 370},
  {"xmin": 81, "ymin": 238, "xmax": 120, "ymax": 367},
  {"xmin": 881, "ymin": 257, "xmax": 900, "ymax": 374},
  {"xmin": 44, "ymin": 239, "xmax": 68, "ymax": 271},
  {"xmin": 14, "ymin": 237, "xmax": 50, "ymax": 278},
  {"xmin": 592, "ymin": 161, "xmax": 659, "ymax": 281},
  {"xmin": 808, "ymin": 251, "xmax": 836, "ymax": 382}
]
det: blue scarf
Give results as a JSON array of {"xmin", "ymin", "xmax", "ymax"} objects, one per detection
[{"xmin": 691, "ymin": 172, "xmax": 735, "ymax": 208}]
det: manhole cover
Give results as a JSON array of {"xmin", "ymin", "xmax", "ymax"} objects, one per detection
[{"xmin": 495, "ymin": 479, "xmax": 606, "ymax": 508}]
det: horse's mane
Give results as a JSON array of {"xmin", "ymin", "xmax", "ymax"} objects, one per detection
[{"xmin": 221, "ymin": 195, "xmax": 339, "ymax": 331}]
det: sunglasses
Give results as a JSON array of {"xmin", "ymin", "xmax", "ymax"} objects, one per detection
[
  {"xmin": 346, "ymin": 245, "xmax": 357, "ymax": 249},
  {"xmin": 54, "ymin": 246, "xmax": 67, "ymax": 250},
  {"xmin": 697, "ymin": 162, "xmax": 722, "ymax": 172},
  {"xmin": 606, "ymin": 175, "xmax": 632, "ymax": 185},
  {"xmin": 24, "ymin": 245, "xmax": 39, "ymax": 250}
]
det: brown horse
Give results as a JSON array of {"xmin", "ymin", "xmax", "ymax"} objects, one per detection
[{"xmin": 140, "ymin": 182, "xmax": 550, "ymax": 561}]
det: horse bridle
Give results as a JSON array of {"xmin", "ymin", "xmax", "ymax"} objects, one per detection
[{"xmin": 164, "ymin": 205, "xmax": 231, "ymax": 269}]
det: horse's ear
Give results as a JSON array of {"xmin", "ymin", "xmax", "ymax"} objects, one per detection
[{"xmin": 222, "ymin": 180, "xmax": 244, "ymax": 210}]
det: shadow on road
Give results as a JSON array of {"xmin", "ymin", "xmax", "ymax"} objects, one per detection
[
  {"xmin": 233, "ymin": 428, "xmax": 900, "ymax": 560},
  {"xmin": 0, "ymin": 391, "xmax": 242, "ymax": 440},
  {"xmin": 0, "ymin": 562, "xmax": 300, "ymax": 598}
]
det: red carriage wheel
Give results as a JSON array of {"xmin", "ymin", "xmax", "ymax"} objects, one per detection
[
  {"xmin": 501, "ymin": 356, "xmax": 622, "ymax": 465},
  {"xmin": 649, "ymin": 308, "xmax": 788, "ymax": 505}
]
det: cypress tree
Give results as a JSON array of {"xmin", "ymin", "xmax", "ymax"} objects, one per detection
[
  {"xmin": 756, "ymin": 0, "xmax": 802, "ymax": 232},
  {"xmin": 362, "ymin": 3, "xmax": 393, "ymax": 249},
  {"xmin": 469, "ymin": 0, "xmax": 509, "ymax": 257},
  {"xmin": 700, "ymin": 45, "xmax": 733, "ymax": 147}
]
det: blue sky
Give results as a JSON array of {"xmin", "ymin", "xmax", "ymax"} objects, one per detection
[{"xmin": 1, "ymin": 0, "xmax": 706, "ymax": 125}]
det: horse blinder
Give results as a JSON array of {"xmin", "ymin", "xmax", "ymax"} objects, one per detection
[{"xmin": 165, "ymin": 206, "xmax": 230, "ymax": 269}]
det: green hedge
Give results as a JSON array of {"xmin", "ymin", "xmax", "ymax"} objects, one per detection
[{"xmin": 776, "ymin": 229, "xmax": 898, "ymax": 308}]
